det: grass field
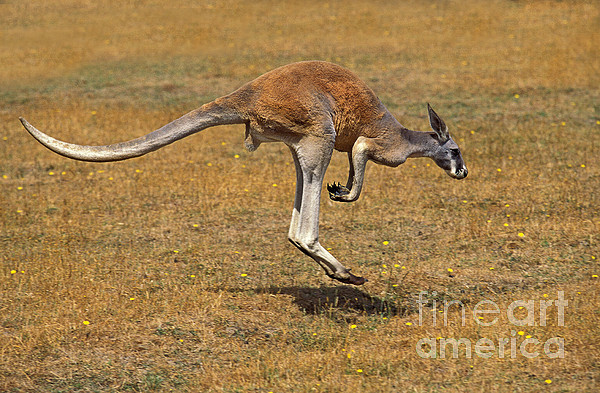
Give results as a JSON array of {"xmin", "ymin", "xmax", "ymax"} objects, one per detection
[{"xmin": 1, "ymin": 0, "xmax": 599, "ymax": 391}]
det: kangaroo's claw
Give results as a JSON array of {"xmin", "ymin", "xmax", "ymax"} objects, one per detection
[
  {"xmin": 327, "ymin": 182, "xmax": 351, "ymax": 201},
  {"xmin": 329, "ymin": 269, "xmax": 367, "ymax": 286}
]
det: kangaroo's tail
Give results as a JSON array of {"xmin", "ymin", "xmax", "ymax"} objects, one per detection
[{"xmin": 19, "ymin": 100, "xmax": 245, "ymax": 162}]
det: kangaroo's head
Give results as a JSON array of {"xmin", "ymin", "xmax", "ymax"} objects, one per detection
[{"xmin": 426, "ymin": 104, "xmax": 468, "ymax": 180}]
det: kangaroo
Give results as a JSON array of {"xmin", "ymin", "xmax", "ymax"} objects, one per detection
[{"xmin": 20, "ymin": 61, "xmax": 467, "ymax": 286}]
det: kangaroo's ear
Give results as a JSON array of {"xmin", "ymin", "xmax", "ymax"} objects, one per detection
[{"xmin": 427, "ymin": 103, "xmax": 449, "ymax": 142}]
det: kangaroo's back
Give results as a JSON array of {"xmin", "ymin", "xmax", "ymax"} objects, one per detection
[{"xmin": 219, "ymin": 61, "xmax": 396, "ymax": 152}]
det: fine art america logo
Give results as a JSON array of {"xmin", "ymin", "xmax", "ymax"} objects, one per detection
[{"xmin": 415, "ymin": 291, "xmax": 567, "ymax": 359}]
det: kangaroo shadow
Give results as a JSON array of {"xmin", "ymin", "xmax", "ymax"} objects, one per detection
[{"xmin": 255, "ymin": 285, "xmax": 413, "ymax": 318}]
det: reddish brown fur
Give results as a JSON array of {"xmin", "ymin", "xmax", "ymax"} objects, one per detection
[{"xmin": 214, "ymin": 61, "xmax": 400, "ymax": 152}]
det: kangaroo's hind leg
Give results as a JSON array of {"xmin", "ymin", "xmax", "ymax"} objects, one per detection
[{"xmin": 287, "ymin": 133, "xmax": 366, "ymax": 285}]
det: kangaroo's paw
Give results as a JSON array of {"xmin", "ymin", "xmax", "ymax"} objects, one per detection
[
  {"xmin": 327, "ymin": 182, "xmax": 351, "ymax": 202},
  {"xmin": 329, "ymin": 269, "xmax": 367, "ymax": 286}
]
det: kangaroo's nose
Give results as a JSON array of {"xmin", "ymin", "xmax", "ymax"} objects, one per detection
[{"xmin": 456, "ymin": 167, "xmax": 468, "ymax": 179}]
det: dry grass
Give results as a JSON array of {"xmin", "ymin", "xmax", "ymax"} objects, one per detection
[{"xmin": 1, "ymin": 0, "xmax": 599, "ymax": 392}]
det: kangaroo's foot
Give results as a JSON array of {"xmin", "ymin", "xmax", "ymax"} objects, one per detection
[
  {"xmin": 327, "ymin": 182, "xmax": 351, "ymax": 202},
  {"xmin": 328, "ymin": 269, "xmax": 367, "ymax": 286}
]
